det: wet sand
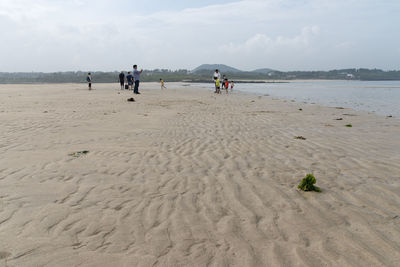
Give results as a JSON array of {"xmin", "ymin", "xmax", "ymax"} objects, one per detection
[{"xmin": 1, "ymin": 83, "xmax": 400, "ymax": 266}]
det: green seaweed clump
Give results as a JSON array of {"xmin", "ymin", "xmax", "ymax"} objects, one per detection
[
  {"xmin": 298, "ymin": 174, "xmax": 321, "ymax": 192},
  {"xmin": 69, "ymin": 150, "xmax": 89, "ymax": 157},
  {"xmin": 345, "ymin": 124, "xmax": 352, "ymax": 127}
]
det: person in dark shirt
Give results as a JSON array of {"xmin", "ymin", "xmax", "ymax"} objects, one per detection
[
  {"xmin": 119, "ymin": 71, "xmax": 125, "ymax": 90},
  {"xmin": 86, "ymin": 72, "xmax": 92, "ymax": 90},
  {"xmin": 126, "ymin": 72, "xmax": 133, "ymax": 90}
]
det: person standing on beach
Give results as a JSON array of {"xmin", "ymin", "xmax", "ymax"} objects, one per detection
[
  {"xmin": 86, "ymin": 72, "xmax": 92, "ymax": 90},
  {"xmin": 119, "ymin": 71, "xmax": 125, "ymax": 90},
  {"xmin": 215, "ymin": 78, "xmax": 221, "ymax": 94},
  {"xmin": 213, "ymin": 69, "xmax": 221, "ymax": 93},
  {"xmin": 160, "ymin": 78, "xmax": 167, "ymax": 89},
  {"xmin": 224, "ymin": 79, "xmax": 229, "ymax": 94},
  {"xmin": 126, "ymin": 72, "xmax": 133, "ymax": 90},
  {"xmin": 133, "ymin": 65, "xmax": 143, "ymax": 94},
  {"xmin": 222, "ymin": 75, "xmax": 227, "ymax": 90},
  {"xmin": 230, "ymin": 81, "xmax": 234, "ymax": 92}
]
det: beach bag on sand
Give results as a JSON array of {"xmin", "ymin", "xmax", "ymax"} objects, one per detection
[
  {"xmin": 125, "ymin": 84, "xmax": 129, "ymax": 89},
  {"xmin": 127, "ymin": 97, "xmax": 135, "ymax": 102}
]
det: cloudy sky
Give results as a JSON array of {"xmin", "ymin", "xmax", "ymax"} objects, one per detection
[{"xmin": 0, "ymin": 0, "xmax": 399, "ymax": 72}]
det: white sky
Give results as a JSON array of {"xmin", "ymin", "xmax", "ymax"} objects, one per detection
[{"xmin": 0, "ymin": 0, "xmax": 399, "ymax": 72}]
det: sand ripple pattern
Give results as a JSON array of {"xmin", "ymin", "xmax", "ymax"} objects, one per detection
[{"xmin": 1, "ymin": 83, "xmax": 400, "ymax": 266}]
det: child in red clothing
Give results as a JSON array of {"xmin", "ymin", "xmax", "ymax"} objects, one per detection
[{"xmin": 224, "ymin": 79, "xmax": 229, "ymax": 94}]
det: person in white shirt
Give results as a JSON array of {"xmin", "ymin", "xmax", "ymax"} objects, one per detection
[
  {"xmin": 213, "ymin": 69, "xmax": 221, "ymax": 93},
  {"xmin": 213, "ymin": 69, "xmax": 221, "ymax": 80}
]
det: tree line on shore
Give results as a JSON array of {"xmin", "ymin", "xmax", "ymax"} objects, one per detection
[{"xmin": 1, "ymin": 68, "xmax": 400, "ymax": 84}]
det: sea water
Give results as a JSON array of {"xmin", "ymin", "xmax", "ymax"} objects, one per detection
[{"xmin": 186, "ymin": 81, "xmax": 400, "ymax": 116}]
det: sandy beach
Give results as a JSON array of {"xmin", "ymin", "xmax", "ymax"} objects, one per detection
[{"xmin": 1, "ymin": 83, "xmax": 400, "ymax": 266}]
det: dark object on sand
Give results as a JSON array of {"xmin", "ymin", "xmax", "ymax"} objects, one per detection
[
  {"xmin": 335, "ymin": 107, "xmax": 345, "ymax": 109},
  {"xmin": 345, "ymin": 124, "xmax": 352, "ymax": 127},
  {"xmin": 387, "ymin": 115, "xmax": 393, "ymax": 118},
  {"xmin": 298, "ymin": 174, "xmax": 321, "ymax": 192},
  {"xmin": 125, "ymin": 84, "xmax": 129, "ymax": 89},
  {"xmin": 299, "ymin": 108, "xmax": 303, "ymax": 111},
  {"xmin": 294, "ymin": 136, "xmax": 306, "ymax": 140},
  {"xmin": 335, "ymin": 118, "xmax": 343, "ymax": 120},
  {"xmin": 69, "ymin": 150, "xmax": 89, "ymax": 157},
  {"xmin": 127, "ymin": 98, "xmax": 135, "ymax": 102}
]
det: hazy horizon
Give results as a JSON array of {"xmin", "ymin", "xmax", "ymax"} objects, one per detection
[{"xmin": 1, "ymin": 0, "xmax": 399, "ymax": 72}]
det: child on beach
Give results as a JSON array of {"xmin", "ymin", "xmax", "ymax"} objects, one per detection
[
  {"xmin": 160, "ymin": 79, "xmax": 167, "ymax": 89},
  {"xmin": 224, "ymin": 79, "xmax": 229, "ymax": 94},
  {"xmin": 215, "ymin": 78, "xmax": 221, "ymax": 94},
  {"xmin": 221, "ymin": 75, "xmax": 226, "ymax": 90},
  {"xmin": 126, "ymin": 72, "xmax": 133, "ymax": 90},
  {"xmin": 230, "ymin": 81, "xmax": 234, "ymax": 91},
  {"xmin": 86, "ymin": 73, "xmax": 92, "ymax": 90}
]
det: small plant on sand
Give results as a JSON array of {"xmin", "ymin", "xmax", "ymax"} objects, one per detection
[
  {"xmin": 69, "ymin": 150, "xmax": 89, "ymax": 158},
  {"xmin": 345, "ymin": 124, "xmax": 352, "ymax": 127},
  {"xmin": 298, "ymin": 174, "xmax": 321, "ymax": 192}
]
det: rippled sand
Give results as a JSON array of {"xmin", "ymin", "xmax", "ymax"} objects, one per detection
[{"xmin": 1, "ymin": 83, "xmax": 400, "ymax": 266}]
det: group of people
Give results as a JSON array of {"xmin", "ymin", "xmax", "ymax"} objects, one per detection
[
  {"xmin": 117, "ymin": 65, "xmax": 144, "ymax": 94},
  {"xmin": 117, "ymin": 66, "xmax": 167, "ymax": 92},
  {"xmin": 213, "ymin": 69, "xmax": 234, "ymax": 94},
  {"xmin": 87, "ymin": 67, "xmax": 232, "ymax": 94}
]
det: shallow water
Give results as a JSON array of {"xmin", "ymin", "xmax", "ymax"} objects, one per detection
[{"xmin": 185, "ymin": 81, "xmax": 400, "ymax": 116}]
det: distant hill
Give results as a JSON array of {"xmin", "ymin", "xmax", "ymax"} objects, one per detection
[
  {"xmin": 252, "ymin": 68, "xmax": 276, "ymax": 74},
  {"xmin": 193, "ymin": 64, "xmax": 243, "ymax": 73}
]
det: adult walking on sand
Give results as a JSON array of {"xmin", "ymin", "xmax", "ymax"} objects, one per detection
[
  {"xmin": 86, "ymin": 72, "xmax": 92, "ymax": 90},
  {"xmin": 133, "ymin": 64, "xmax": 143, "ymax": 94},
  {"xmin": 213, "ymin": 69, "xmax": 221, "ymax": 93},
  {"xmin": 119, "ymin": 71, "xmax": 125, "ymax": 90}
]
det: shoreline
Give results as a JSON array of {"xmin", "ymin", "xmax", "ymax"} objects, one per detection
[
  {"xmin": 2, "ymin": 82, "xmax": 398, "ymax": 118},
  {"xmin": 1, "ymin": 83, "xmax": 400, "ymax": 266},
  {"xmin": 180, "ymin": 81, "xmax": 400, "ymax": 118},
  {"xmin": 2, "ymin": 78, "xmax": 400, "ymax": 85}
]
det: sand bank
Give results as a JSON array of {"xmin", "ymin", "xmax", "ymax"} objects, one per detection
[{"xmin": 0, "ymin": 83, "xmax": 400, "ymax": 266}]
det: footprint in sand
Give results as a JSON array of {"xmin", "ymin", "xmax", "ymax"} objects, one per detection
[
  {"xmin": 0, "ymin": 251, "xmax": 11, "ymax": 264},
  {"xmin": 0, "ymin": 251, "xmax": 11, "ymax": 259}
]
